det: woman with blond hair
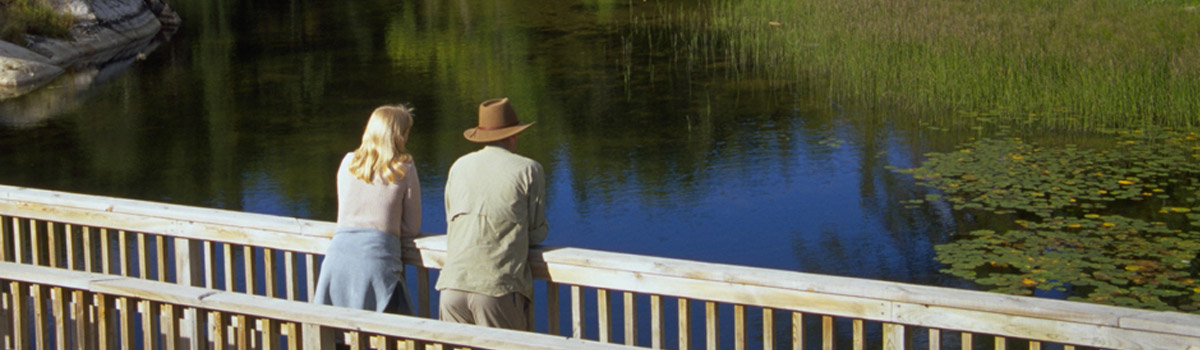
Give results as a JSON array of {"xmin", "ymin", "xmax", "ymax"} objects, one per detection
[{"xmin": 313, "ymin": 104, "xmax": 421, "ymax": 315}]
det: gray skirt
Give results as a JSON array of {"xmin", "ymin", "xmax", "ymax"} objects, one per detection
[{"xmin": 312, "ymin": 227, "xmax": 413, "ymax": 315}]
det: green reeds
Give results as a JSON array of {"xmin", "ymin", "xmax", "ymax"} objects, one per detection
[
  {"xmin": 1, "ymin": 0, "xmax": 75, "ymax": 45},
  {"xmin": 664, "ymin": 0, "xmax": 1200, "ymax": 131}
]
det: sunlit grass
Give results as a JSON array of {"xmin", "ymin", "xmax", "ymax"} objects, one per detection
[
  {"xmin": 1, "ymin": 0, "xmax": 75, "ymax": 45},
  {"xmin": 655, "ymin": 0, "xmax": 1200, "ymax": 131}
]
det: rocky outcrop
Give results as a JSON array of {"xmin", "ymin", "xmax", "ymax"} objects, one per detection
[{"xmin": 0, "ymin": 0, "xmax": 178, "ymax": 99}]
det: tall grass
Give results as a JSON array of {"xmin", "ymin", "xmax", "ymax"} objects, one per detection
[
  {"xmin": 1, "ymin": 0, "xmax": 75, "ymax": 45},
  {"xmin": 693, "ymin": 0, "xmax": 1200, "ymax": 130}
]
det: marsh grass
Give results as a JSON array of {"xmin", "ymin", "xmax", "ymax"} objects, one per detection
[
  {"xmin": 1, "ymin": 0, "xmax": 75, "ymax": 45},
  {"xmin": 650, "ymin": 0, "xmax": 1200, "ymax": 131}
]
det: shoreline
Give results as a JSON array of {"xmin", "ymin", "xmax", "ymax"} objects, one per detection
[{"xmin": 0, "ymin": 0, "xmax": 179, "ymax": 100}]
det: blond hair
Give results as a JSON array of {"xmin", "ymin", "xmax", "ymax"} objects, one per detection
[{"xmin": 349, "ymin": 104, "xmax": 415, "ymax": 183}]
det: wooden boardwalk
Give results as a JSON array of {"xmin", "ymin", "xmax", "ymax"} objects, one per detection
[{"xmin": 1, "ymin": 184, "xmax": 1198, "ymax": 349}]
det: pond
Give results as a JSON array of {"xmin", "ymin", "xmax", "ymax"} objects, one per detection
[{"xmin": 4, "ymin": 0, "xmax": 1196, "ymax": 346}]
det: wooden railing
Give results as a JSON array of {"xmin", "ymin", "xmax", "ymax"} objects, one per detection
[{"xmin": 2, "ymin": 184, "xmax": 1199, "ymax": 349}]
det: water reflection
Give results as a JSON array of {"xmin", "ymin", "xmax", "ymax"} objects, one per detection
[{"xmin": 0, "ymin": 0, "xmax": 964, "ymax": 293}]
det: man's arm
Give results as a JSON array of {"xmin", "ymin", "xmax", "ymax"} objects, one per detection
[{"xmin": 527, "ymin": 163, "xmax": 548, "ymax": 245}]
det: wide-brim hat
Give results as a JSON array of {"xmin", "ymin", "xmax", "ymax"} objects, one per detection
[{"xmin": 463, "ymin": 98, "xmax": 535, "ymax": 143}]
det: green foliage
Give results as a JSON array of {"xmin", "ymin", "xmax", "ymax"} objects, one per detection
[
  {"xmin": 898, "ymin": 130, "xmax": 1200, "ymax": 312},
  {"xmin": 0, "ymin": 0, "xmax": 75, "ymax": 45}
]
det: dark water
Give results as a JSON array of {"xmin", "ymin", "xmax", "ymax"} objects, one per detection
[{"xmin": 1, "ymin": 0, "xmax": 972, "ymax": 308}]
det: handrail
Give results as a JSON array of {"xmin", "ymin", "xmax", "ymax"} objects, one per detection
[
  {"xmin": 0, "ymin": 261, "xmax": 639, "ymax": 350},
  {"xmin": 2, "ymin": 184, "xmax": 1199, "ymax": 349}
]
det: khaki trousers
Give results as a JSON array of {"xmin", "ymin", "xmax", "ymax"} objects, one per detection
[{"xmin": 438, "ymin": 289, "xmax": 529, "ymax": 330}]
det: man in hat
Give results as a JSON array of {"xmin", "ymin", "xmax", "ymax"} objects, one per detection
[{"xmin": 435, "ymin": 98, "xmax": 548, "ymax": 330}]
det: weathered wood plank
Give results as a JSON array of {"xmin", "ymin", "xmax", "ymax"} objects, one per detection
[
  {"xmin": 678, "ymin": 298, "xmax": 690, "ymax": 350},
  {"xmin": 649, "ymin": 294, "xmax": 663, "ymax": 349},
  {"xmin": 762, "ymin": 308, "xmax": 774, "ymax": 350},
  {"xmin": 883, "ymin": 323, "xmax": 904, "ymax": 350}
]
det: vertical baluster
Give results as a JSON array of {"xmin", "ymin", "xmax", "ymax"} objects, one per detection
[
  {"xmin": 100, "ymin": 229, "xmax": 112, "ymax": 275},
  {"xmin": 1, "ymin": 287, "xmax": 11, "ymax": 350},
  {"xmin": 137, "ymin": 232, "xmax": 147, "ymax": 279},
  {"xmin": 141, "ymin": 300, "xmax": 160, "ymax": 350},
  {"xmin": 1, "ymin": 215, "xmax": 9, "ymax": 262},
  {"xmin": 175, "ymin": 238, "xmax": 205, "ymax": 290},
  {"xmin": 650, "ymin": 295, "xmax": 663, "ymax": 349},
  {"xmin": 94, "ymin": 294, "xmax": 113, "ymax": 350},
  {"xmin": 928, "ymin": 329, "xmax": 940, "ymax": 350},
  {"xmin": 155, "ymin": 235, "xmax": 167, "ymax": 282},
  {"xmin": 117, "ymin": 297, "xmax": 132, "ymax": 350},
  {"xmin": 31, "ymin": 220, "xmax": 42, "ymax": 266},
  {"xmin": 822, "ymin": 316, "xmax": 834, "ymax": 350},
  {"xmin": 209, "ymin": 311, "xmax": 226, "ymax": 350},
  {"xmin": 52, "ymin": 287, "xmax": 66, "ymax": 350},
  {"xmin": 32, "ymin": 285, "xmax": 45, "ymax": 350},
  {"xmin": 244, "ymin": 246, "xmax": 257, "ymax": 295},
  {"xmin": 285, "ymin": 322, "xmax": 299, "ymax": 350},
  {"xmin": 597, "ymin": 289, "xmax": 611, "ymax": 342},
  {"xmin": 1029, "ymin": 340, "xmax": 1041, "ymax": 350},
  {"xmin": 47, "ymin": 223, "xmax": 59, "ymax": 268},
  {"xmin": 82, "ymin": 227, "xmax": 94, "ymax": 273},
  {"xmin": 792, "ymin": 312, "xmax": 804, "ymax": 350},
  {"xmin": 224, "ymin": 244, "xmax": 235, "ymax": 292},
  {"xmin": 65, "ymin": 225, "xmax": 76, "ymax": 270},
  {"xmin": 624, "ymin": 292, "xmax": 637, "ymax": 346},
  {"xmin": 261, "ymin": 318, "xmax": 280, "ymax": 350},
  {"xmin": 13, "ymin": 218, "xmax": 25, "ymax": 264},
  {"xmin": 306, "ymin": 255, "xmax": 319, "ymax": 302},
  {"xmin": 853, "ymin": 319, "xmax": 864, "ymax": 350},
  {"xmin": 351, "ymin": 331, "xmax": 369, "ymax": 350},
  {"xmin": 571, "ymin": 285, "xmax": 585, "ymax": 339},
  {"xmin": 734, "ymin": 305, "xmax": 746, "ymax": 350},
  {"xmin": 1063, "ymin": 345, "xmax": 1075, "ymax": 350},
  {"xmin": 264, "ymin": 248, "xmax": 277, "ymax": 298},
  {"xmin": 233, "ymin": 315, "xmax": 248, "ymax": 350},
  {"xmin": 961, "ymin": 332, "xmax": 973, "ymax": 350},
  {"xmin": 204, "ymin": 241, "xmax": 216, "ymax": 289},
  {"xmin": 10, "ymin": 282, "xmax": 27, "ymax": 350},
  {"xmin": 546, "ymin": 281, "xmax": 560, "ymax": 336},
  {"xmin": 883, "ymin": 323, "xmax": 905, "ymax": 350},
  {"xmin": 705, "ymin": 302, "xmax": 719, "ymax": 350},
  {"xmin": 117, "ymin": 231, "xmax": 129, "ymax": 277},
  {"xmin": 162, "ymin": 304, "xmax": 178, "ymax": 350},
  {"xmin": 285, "ymin": 251, "xmax": 298, "ymax": 301},
  {"xmin": 762, "ymin": 308, "xmax": 774, "ymax": 350},
  {"xmin": 417, "ymin": 266, "xmax": 430, "ymax": 318},
  {"xmin": 301, "ymin": 323, "xmax": 334, "ymax": 350},
  {"xmin": 994, "ymin": 336, "xmax": 1006, "ymax": 350},
  {"xmin": 678, "ymin": 298, "xmax": 690, "ymax": 350},
  {"xmin": 184, "ymin": 307, "xmax": 206, "ymax": 350},
  {"xmin": 376, "ymin": 335, "xmax": 394, "ymax": 350}
]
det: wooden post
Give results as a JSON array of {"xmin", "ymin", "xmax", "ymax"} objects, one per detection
[
  {"xmin": 733, "ymin": 305, "xmax": 746, "ymax": 350},
  {"xmin": 822, "ymin": 315, "xmax": 834, "ymax": 350},
  {"xmin": 928, "ymin": 329, "xmax": 940, "ymax": 350},
  {"xmin": 261, "ymin": 318, "xmax": 280, "ymax": 350},
  {"xmin": 31, "ymin": 220, "xmax": 41, "ymax": 267},
  {"xmin": 650, "ymin": 295, "xmax": 663, "ymax": 349},
  {"xmin": 961, "ymin": 332, "xmax": 973, "ymax": 350},
  {"xmin": 223, "ymin": 244, "xmax": 235, "ymax": 292},
  {"xmin": 100, "ymin": 229, "xmax": 112, "ymax": 275},
  {"xmin": 882, "ymin": 323, "xmax": 905, "ymax": 350},
  {"xmin": 301, "ymin": 323, "xmax": 334, "ymax": 350},
  {"xmin": 10, "ymin": 282, "xmax": 26, "ymax": 350},
  {"xmin": 704, "ymin": 302, "xmax": 718, "ymax": 350},
  {"xmin": 13, "ymin": 218, "xmax": 24, "ymax": 265},
  {"xmin": 305, "ymin": 254, "xmax": 318, "ymax": 302},
  {"xmin": 32, "ymin": 285, "xmax": 45, "ymax": 350},
  {"xmin": 204, "ymin": 241, "xmax": 216, "ymax": 289},
  {"xmin": 597, "ymin": 289, "xmax": 610, "ymax": 342},
  {"xmin": 155, "ymin": 235, "xmax": 167, "ymax": 282},
  {"xmin": 284, "ymin": 251, "xmax": 298, "ymax": 301},
  {"xmin": 51, "ymin": 287, "xmax": 66, "ymax": 350},
  {"xmin": 82, "ymin": 227, "xmax": 94, "ymax": 273},
  {"xmin": 1, "ymin": 215, "xmax": 9, "ymax": 263},
  {"xmin": 571, "ymin": 285, "xmax": 584, "ymax": 339},
  {"xmin": 853, "ymin": 319, "xmax": 864, "ymax": 350},
  {"xmin": 233, "ymin": 315, "xmax": 248, "ymax": 349},
  {"xmin": 623, "ymin": 292, "xmax": 636, "ymax": 346},
  {"xmin": 209, "ymin": 311, "xmax": 226, "ymax": 350},
  {"xmin": 117, "ymin": 231, "xmax": 129, "ymax": 277},
  {"xmin": 264, "ymin": 249, "xmax": 277, "ymax": 298},
  {"xmin": 175, "ymin": 238, "xmax": 205, "ymax": 287},
  {"xmin": 244, "ymin": 246, "xmax": 257, "ymax": 295},
  {"xmin": 137, "ymin": 232, "xmax": 148, "ymax": 279},
  {"xmin": 141, "ymin": 300, "xmax": 161, "ymax": 350},
  {"xmin": 184, "ymin": 307, "xmax": 206, "ymax": 350},
  {"xmin": 546, "ymin": 281, "xmax": 559, "ymax": 336},
  {"xmin": 94, "ymin": 294, "xmax": 113, "ymax": 350},
  {"xmin": 678, "ymin": 298, "xmax": 690, "ymax": 350},
  {"xmin": 994, "ymin": 336, "xmax": 1005, "ymax": 350},
  {"xmin": 117, "ymin": 297, "xmax": 132, "ymax": 349},
  {"xmin": 417, "ymin": 266, "xmax": 430, "ymax": 318},
  {"xmin": 161, "ymin": 304, "xmax": 178, "ymax": 350},
  {"xmin": 792, "ymin": 312, "xmax": 804, "ymax": 350}
]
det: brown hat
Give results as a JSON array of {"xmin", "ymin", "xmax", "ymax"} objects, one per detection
[{"xmin": 463, "ymin": 98, "xmax": 535, "ymax": 143}]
